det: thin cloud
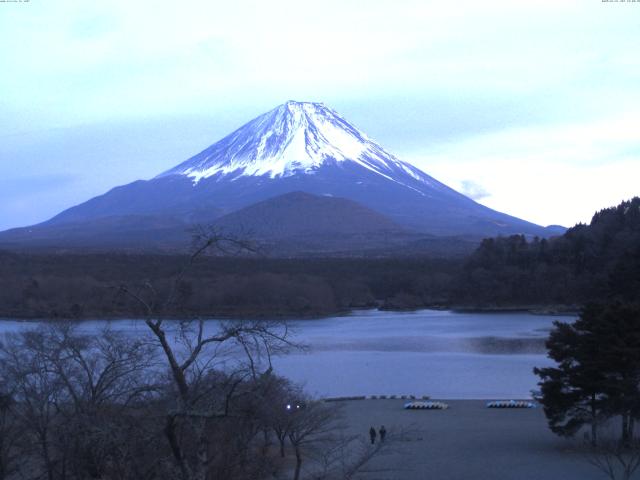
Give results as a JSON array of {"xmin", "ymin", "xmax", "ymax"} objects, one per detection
[{"xmin": 460, "ymin": 180, "xmax": 490, "ymax": 201}]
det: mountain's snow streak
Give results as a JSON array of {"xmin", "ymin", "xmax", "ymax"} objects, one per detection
[{"xmin": 158, "ymin": 101, "xmax": 439, "ymax": 192}]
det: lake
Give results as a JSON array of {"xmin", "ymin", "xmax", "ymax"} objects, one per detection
[{"xmin": 0, "ymin": 309, "xmax": 572, "ymax": 399}]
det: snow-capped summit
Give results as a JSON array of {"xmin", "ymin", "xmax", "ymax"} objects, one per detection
[
  {"xmin": 0, "ymin": 101, "xmax": 558, "ymax": 252},
  {"xmin": 158, "ymin": 100, "xmax": 434, "ymax": 190}
]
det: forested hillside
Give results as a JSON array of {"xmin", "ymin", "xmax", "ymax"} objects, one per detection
[
  {"xmin": 0, "ymin": 253, "xmax": 458, "ymax": 319},
  {"xmin": 454, "ymin": 197, "xmax": 640, "ymax": 307}
]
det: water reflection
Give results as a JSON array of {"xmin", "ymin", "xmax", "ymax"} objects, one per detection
[{"xmin": 308, "ymin": 335, "xmax": 547, "ymax": 354}]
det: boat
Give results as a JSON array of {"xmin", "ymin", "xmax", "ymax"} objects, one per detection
[
  {"xmin": 486, "ymin": 400, "xmax": 536, "ymax": 409},
  {"xmin": 404, "ymin": 401, "xmax": 449, "ymax": 410}
]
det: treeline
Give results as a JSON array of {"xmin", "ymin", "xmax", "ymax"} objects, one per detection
[
  {"xmin": 0, "ymin": 253, "xmax": 460, "ymax": 319},
  {"xmin": 454, "ymin": 197, "xmax": 640, "ymax": 307},
  {"xmin": 2, "ymin": 197, "xmax": 638, "ymax": 319}
]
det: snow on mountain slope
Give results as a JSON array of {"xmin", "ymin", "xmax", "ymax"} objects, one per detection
[
  {"xmin": 158, "ymin": 101, "xmax": 440, "ymax": 194},
  {"xmin": 0, "ymin": 100, "xmax": 559, "ymax": 251}
]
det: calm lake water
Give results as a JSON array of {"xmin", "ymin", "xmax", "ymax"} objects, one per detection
[{"xmin": 0, "ymin": 309, "xmax": 573, "ymax": 399}]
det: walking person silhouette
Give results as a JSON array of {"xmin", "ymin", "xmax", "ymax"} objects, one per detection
[{"xmin": 369, "ymin": 426, "xmax": 377, "ymax": 444}]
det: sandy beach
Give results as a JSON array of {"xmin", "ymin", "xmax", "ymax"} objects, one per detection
[{"xmin": 335, "ymin": 399, "xmax": 604, "ymax": 480}]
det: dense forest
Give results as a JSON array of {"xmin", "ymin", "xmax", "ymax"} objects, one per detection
[
  {"xmin": 455, "ymin": 197, "xmax": 640, "ymax": 307},
  {"xmin": 0, "ymin": 253, "xmax": 459, "ymax": 319},
  {"xmin": 1, "ymin": 197, "xmax": 638, "ymax": 319}
]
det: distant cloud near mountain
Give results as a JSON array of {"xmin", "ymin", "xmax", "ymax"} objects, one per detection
[{"xmin": 460, "ymin": 180, "xmax": 490, "ymax": 201}]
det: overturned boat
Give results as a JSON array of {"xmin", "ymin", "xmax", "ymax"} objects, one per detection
[
  {"xmin": 404, "ymin": 401, "xmax": 449, "ymax": 410},
  {"xmin": 486, "ymin": 400, "xmax": 536, "ymax": 409}
]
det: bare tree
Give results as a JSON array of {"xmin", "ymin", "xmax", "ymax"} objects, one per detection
[
  {"xmin": 585, "ymin": 437, "xmax": 640, "ymax": 480},
  {"xmin": 118, "ymin": 227, "xmax": 294, "ymax": 480},
  {"xmin": 285, "ymin": 400, "xmax": 343, "ymax": 480},
  {"xmin": 263, "ymin": 376, "xmax": 305, "ymax": 458},
  {"xmin": 0, "ymin": 228, "xmax": 319, "ymax": 480},
  {"xmin": 0, "ymin": 323, "xmax": 161, "ymax": 480},
  {"xmin": 1, "ymin": 329, "xmax": 65, "ymax": 480},
  {"xmin": 0, "ymin": 391, "xmax": 20, "ymax": 480}
]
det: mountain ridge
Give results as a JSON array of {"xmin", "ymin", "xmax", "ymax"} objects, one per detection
[
  {"xmin": 0, "ymin": 101, "xmax": 564, "ymax": 253},
  {"xmin": 157, "ymin": 100, "xmax": 440, "ymax": 191}
]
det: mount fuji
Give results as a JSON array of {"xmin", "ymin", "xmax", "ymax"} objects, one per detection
[{"xmin": 0, "ymin": 101, "xmax": 562, "ymax": 253}]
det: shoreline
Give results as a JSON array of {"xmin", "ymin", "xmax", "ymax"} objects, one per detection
[
  {"xmin": 322, "ymin": 395, "xmax": 537, "ymax": 402},
  {"xmin": 0, "ymin": 304, "xmax": 580, "ymax": 322}
]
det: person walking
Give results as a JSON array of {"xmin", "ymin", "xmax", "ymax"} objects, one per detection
[
  {"xmin": 369, "ymin": 426, "xmax": 377, "ymax": 445},
  {"xmin": 379, "ymin": 425, "xmax": 387, "ymax": 442}
]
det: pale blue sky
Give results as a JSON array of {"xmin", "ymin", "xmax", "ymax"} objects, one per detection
[{"xmin": 1, "ymin": 0, "xmax": 639, "ymax": 230}]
